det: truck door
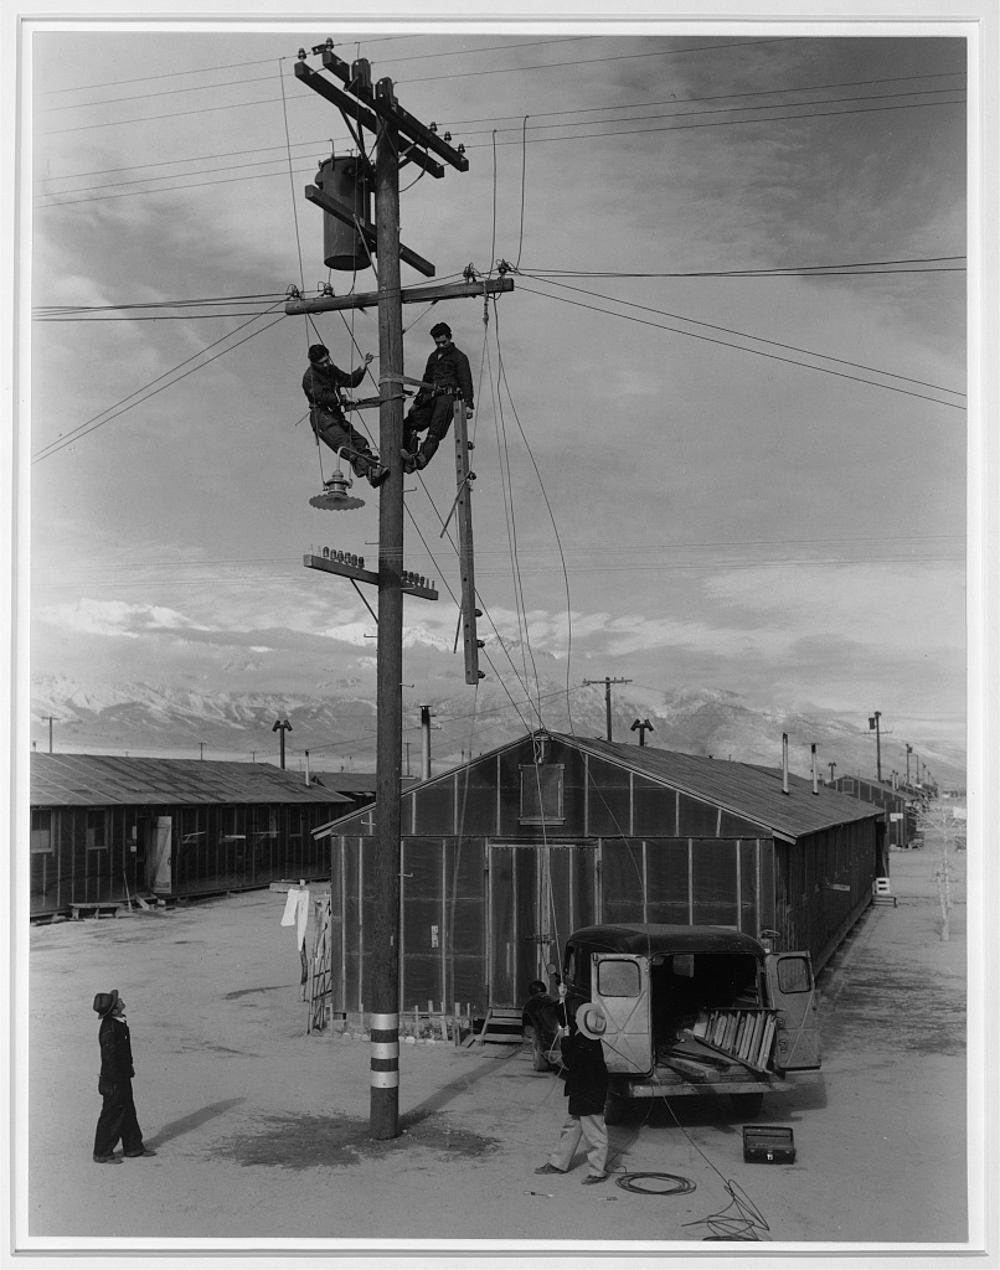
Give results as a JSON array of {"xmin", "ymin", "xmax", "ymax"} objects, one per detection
[
  {"xmin": 764, "ymin": 951, "xmax": 821, "ymax": 1071},
  {"xmin": 591, "ymin": 954, "xmax": 653, "ymax": 1076}
]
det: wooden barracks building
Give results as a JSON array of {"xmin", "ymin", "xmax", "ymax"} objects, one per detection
[
  {"xmin": 313, "ymin": 730, "xmax": 884, "ymax": 1020},
  {"xmin": 29, "ymin": 753, "xmax": 351, "ymax": 918}
]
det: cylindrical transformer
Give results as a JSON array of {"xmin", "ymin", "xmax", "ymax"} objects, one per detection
[{"xmin": 316, "ymin": 155, "xmax": 372, "ymax": 272}]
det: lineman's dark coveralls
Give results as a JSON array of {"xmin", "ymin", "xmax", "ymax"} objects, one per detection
[
  {"xmin": 402, "ymin": 341, "xmax": 475, "ymax": 469},
  {"xmin": 302, "ymin": 352, "xmax": 383, "ymax": 484},
  {"xmin": 93, "ymin": 1001, "xmax": 145, "ymax": 1160}
]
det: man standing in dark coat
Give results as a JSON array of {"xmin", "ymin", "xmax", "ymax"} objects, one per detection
[
  {"xmin": 535, "ymin": 998, "xmax": 610, "ymax": 1183},
  {"xmin": 92, "ymin": 990, "xmax": 155, "ymax": 1164},
  {"xmin": 302, "ymin": 344, "xmax": 388, "ymax": 488},
  {"xmin": 400, "ymin": 322, "xmax": 474, "ymax": 472}
]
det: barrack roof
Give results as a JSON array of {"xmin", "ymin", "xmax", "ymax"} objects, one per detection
[{"xmin": 30, "ymin": 753, "xmax": 352, "ymax": 808}]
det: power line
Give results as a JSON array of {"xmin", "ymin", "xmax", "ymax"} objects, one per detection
[
  {"xmin": 440, "ymin": 70, "xmax": 966, "ymax": 128},
  {"xmin": 396, "ymin": 36, "xmax": 796, "ymax": 87},
  {"xmin": 34, "ymin": 36, "xmax": 878, "ymax": 139},
  {"xmin": 28, "ymin": 531, "xmax": 967, "ymax": 576},
  {"xmin": 461, "ymin": 96, "xmax": 965, "ymax": 151},
  {"xmin": 521, "ymin": 273, "xmax": 966, "ymax": 397},
  {"xmin": 451, "ymin": 85, "xmax": 965, "ymax": 140},
  {"xmin": 31, "ymin": 309, "xmax": 287, "ymax": 463},
  {"xmin": 31, "ymin": 256, "xmax": 965, "ymax": 325},
  {"xmin": 35, "ymin": 94, "xmax": 964, "ymax": 208},
  {"xmin": 517, "ymin": 283, "xmax": 966, "ymax": 410},
  {"xmin": 35, "ymin": 69, "xmax": 963, "ymax": 186},
  {"xmin": 519, "ymin": 255, "xmax": 966, "ymax": 279},
  {"xmin": 40, "ymin": 37, "xmax": 594, "ymax": 113},
  {"xmin": 31, "ymin": 551, "xmax": 965, "ymax": 593}
]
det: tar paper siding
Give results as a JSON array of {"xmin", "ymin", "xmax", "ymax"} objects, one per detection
[
  {"xmin": 833, "ymin": 775, "xmax": 914, "ymax": 849},
  {"xmin": 774, "ymin": 819, "xmax": 880, "ymax": 971},
  {"xmin": 321, "ymin": 736, "xmax": 879, "ymax": 1014},
  {"xmin": 328, "ymin": 832, "xmax": 774, "ymax": 1017},
  {"xmin": 30, "ymin": 801, "xmax": 339, "ymax": 916}
]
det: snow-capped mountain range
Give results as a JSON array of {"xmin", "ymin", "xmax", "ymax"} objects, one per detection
[{"xmin": 29, "ymin": 674, "xmax": 966, "ymax": 786}]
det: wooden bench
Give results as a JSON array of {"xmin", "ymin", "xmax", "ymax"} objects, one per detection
[{"xmin": 70, "ymin": 903, "xmax": 120, "ymax": 920}]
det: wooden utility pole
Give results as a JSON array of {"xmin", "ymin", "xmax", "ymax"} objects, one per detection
[
  {"xmin": 868, "ymin": 710, "xmax": 883, "ymax": 782},
  {"xmin": 370, "ymin": 103, "xmax": 405, "ymax": 1141},
  {"xmin": 292, "ymin": 45, "xmax": 497, "ymax": 1141},
  {"xmin": 584, "ymin": 677, "xmax": 632, "ymax": 743}
]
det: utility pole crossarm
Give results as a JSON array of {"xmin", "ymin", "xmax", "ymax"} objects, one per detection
[
  {"xmin": 372, "ymin": 77, "xmax": 470, "ymax": 172},
  {"xmin": 285, "ymin": 276, "xmax": 513, "ymax": 316},
  {"xmin": 304, "ymin": 553, "xmax": 438, "ymax": 600},
  {"xmin": 294, "ymin": 60, "xmax": 380, "ymax": 138}
]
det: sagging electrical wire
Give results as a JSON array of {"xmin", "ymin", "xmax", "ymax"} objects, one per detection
[
  {"xmin": 516, "ymin": 281, "xmax": 966, "ymax": 411},
  {"xmin": 520, "ymin": 271, "xmax": 966, "ymax": 399},
  {"xmin": 32, "ymin": 302, "xmax": 288, "ymax": 464}
]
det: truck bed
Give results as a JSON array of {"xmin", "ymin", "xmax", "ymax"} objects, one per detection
[{"xmin": 611, "ymin": 1032, "xmax": 784, "ymax": 1099}]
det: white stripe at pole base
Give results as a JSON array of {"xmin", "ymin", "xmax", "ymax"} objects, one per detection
[{"xmin": 370, "ymin": 1070, "xmax": 399, "ymax": 1089}]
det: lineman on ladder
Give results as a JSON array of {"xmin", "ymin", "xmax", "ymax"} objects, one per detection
[
  {"xmin": 303, "ymin": 344, "xmax": 389, "ymax": 488},
  {"xmin": 400, "ymin": 323, "xmax": 474, "ymax": 472}
]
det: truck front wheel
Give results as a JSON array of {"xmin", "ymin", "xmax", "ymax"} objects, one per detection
[
  {"xmin": 730, "ymin": 1092, "xmax": 764, "ymax": 1118},
  {"xmin": 530, "ymin": 1032, "xmax": 552, "ymax": 1071}
]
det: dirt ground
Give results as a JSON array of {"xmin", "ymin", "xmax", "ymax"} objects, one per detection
[{"xmin": 17, "ymin": 841, "xmax": 981, "ymax": 1267}]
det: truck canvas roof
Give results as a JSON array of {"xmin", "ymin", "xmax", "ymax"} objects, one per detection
[{"xmin": 568, "ymin": 923, "xmax": 766, "ymax": 957}]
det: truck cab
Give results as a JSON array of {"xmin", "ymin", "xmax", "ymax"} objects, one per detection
[{"xmin": 560, "ymin": 923, "xmax": 820, "ymax": 1118}]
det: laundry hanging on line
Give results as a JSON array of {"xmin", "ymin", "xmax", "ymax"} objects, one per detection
[{"xmin": 280, "ymin": 885, "xmax": 310, "ymax": 950}]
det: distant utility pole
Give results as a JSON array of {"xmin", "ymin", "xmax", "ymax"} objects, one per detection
[
  {"xmin": 868, "ymin": 710, "xmax": 883, "ymax": 782},
  {"xmin": 828, "ymin": 761, "xmax": 837, "ymax": 784},
  {"xmin": 41, "ymin": 716, "xmax": 55, "ymax": 754},
  {"xmin": 584, "ymin": 678, "xmax": 632, "ymax": 743},
  {"xmin": 420, "ymin": 705, "xmax": 433, "ymax": 780},
  {"xmin": 272, "ymin": 718, "xmax": 293, "ymax": 770},
  {"xmin": 905, "ymin": 743, "xmax": 913, "ymax": 786}
]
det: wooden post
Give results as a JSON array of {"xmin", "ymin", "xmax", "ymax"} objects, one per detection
[{"xmin": 370, "ymin": 102, "xmax": 405, "ymax": 1141}]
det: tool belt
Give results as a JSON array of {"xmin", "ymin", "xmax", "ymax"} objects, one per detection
[
  {"xmin": 415, "ymin": 385, "xmax": 461, "ymax": 405},
  {"xmin": 310, "ymin": 403, "xmax": 348, "ymax": 425}
]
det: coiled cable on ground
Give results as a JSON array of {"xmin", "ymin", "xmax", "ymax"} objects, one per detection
[{"xmin": 615, "ymin": 1171, "xmax": 697, "ymax": 1197}]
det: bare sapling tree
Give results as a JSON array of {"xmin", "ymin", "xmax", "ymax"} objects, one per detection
[{"xmin": 918, "ymin": 800, "xmax": 956, "ymax": 942}]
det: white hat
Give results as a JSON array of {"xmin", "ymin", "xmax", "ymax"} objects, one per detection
[{"xmin": 575, "ymin": 1002, "xmax": 608, "ymax": 1041}]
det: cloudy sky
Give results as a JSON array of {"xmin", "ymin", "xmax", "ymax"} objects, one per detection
[{"xmin": 23, "ymin": 16, "xmax": 976, "ymax": 755}]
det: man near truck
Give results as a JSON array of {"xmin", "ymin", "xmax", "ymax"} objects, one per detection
[{"xmin": 534, "ymin": 993, "xmax": 610, "ymax": 1184}]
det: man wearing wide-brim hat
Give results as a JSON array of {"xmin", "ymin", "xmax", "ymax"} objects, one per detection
[
  {"xmin": 92, "ymin": 990, "xmax": 155, "ymax": 1164},
  {"xmin": 534, "ymin": 996, "xmax": 610, "ymax": 1184}
]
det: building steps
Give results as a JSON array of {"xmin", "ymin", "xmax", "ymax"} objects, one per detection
[{"xmin": 476, "ymin": 1006, "xmax": 524, "ymax": 1046}]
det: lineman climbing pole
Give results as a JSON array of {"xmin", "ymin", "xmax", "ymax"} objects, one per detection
[{"xmin": 289, "ymin": 42, "xmax": 512, "ymax": 1140}]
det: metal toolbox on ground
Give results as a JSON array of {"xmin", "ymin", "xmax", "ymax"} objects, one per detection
[{"xmin": 742, "ymin": 1124, "xmax": 796, "ymax": 1164}]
